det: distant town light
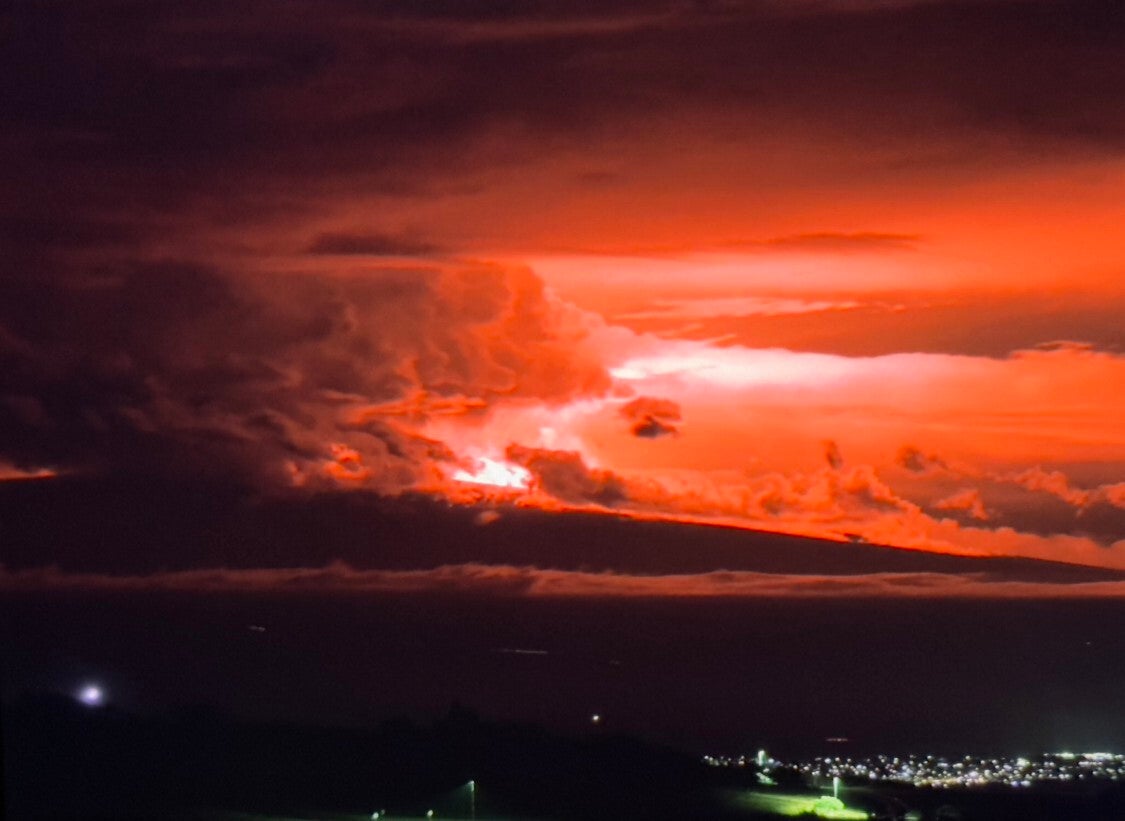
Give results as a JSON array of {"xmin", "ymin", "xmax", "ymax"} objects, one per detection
[{"xmin": 706, "ymin": 750, "xmax": 1125, "ymax": 789}]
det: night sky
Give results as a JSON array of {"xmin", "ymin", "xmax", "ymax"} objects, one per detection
[{"xmin": 3, "ymin": 0, "xmax": 1125, "ymax": 755}]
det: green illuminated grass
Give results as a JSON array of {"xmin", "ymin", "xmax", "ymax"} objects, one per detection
[{"xmin": 734, "ymin": 790, "xmax": 868, "ymax": 819}]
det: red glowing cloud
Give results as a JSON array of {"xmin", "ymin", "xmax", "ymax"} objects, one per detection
[{"xmin": 3, "ymin": 0, "xmax": 1124, "ymax": 577}]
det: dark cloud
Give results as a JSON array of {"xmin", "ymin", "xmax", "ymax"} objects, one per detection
[
  {"xmin": 614, "ymin": 291, "xmax": 1125, "ymax": 358},
  {"xmin": 630, "ymin": 416, "xmax": 679, "ymax": 439},
  {"xmin": 620, "ymin": 396, "xmax": 681, "ymax": 438},
  {"xmin": 6, "ymin": 0, "xmax": 1125, "ymax": 231},
  {"xmin": 506, "ymin": 445, "xmax": 628, "ymax": 506},
  {"xmin": 896, "ymin": 457, "xmax": 1125, "ymax": 543},
  {"xmin": 823, "ymin": 440, "xmax": 844, "ymax": 470},
  {"xmin": 0, "ymin": 260, "xmax": 608, "ymax": 487},
  {"xmin": 307, "ymin": 233, "xmax": 445, "ymax": 256},
  {"xmin": 897, "ymin": 445, "xmax": 949, "ymax": 474}
]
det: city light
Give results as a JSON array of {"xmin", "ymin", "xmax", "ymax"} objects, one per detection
[{"xmin": 706, "ymin": 751, "xmax": 1125, "ymax": 788}]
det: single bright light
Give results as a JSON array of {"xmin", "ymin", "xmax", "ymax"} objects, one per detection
[{"xmin": 78, "ymin": 684, "xmax": 104, "ymax": 706}]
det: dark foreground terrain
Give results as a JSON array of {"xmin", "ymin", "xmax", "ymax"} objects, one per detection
[{"xmin": 5, "ymin": 695, "xmax": 1125, "ymax": 821}]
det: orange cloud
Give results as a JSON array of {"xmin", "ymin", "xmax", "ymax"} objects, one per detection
[
  {"xmin": 1004, "ymin": 466, "xmax": 1093, "ymax": 508},
  {"xmin": 934, "ymin": 488, "xmax": 989, "ymax": 521}
]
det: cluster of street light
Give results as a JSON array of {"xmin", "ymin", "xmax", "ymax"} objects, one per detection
[{"xmin": 705, "ymin": 751, "xmax": 1125, "ymax": 788}]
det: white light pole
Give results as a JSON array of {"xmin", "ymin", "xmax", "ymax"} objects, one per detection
[
  {"xmin": 469, "ymin": 779, "xmax": 476, "ymax": 820},
  {"xmin": 833, "ymin": 775, "xmax": 840, "ymax": 800}
]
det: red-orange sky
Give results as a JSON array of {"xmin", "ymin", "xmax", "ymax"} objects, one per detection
[{"xmin": 3, "ymin": 0, "xmax": 1124, "ymax": 574}]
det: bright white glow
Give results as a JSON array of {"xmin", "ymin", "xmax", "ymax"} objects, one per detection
[
  {"xmin": 609, "ymin": 347, "xmax": 868, "ymax": 388},
  {"xmin": 78, "ymin": 684, "xmax": 104, "ymax": 706},
  {"xmin": 453, "ymin": 456, "xmax": 531, "ymax": 489}
]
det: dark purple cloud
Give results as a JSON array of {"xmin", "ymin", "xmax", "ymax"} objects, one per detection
[
  {"xmin": 506, "ymin": 445, "xmax": 629, "ymax": 506},
  {"xmin": 0, "ymin": 261, "xmax": 608, "ymax": 485}
]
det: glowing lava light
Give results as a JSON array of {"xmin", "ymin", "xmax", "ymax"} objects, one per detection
[{"xmin": 452, "ymin": 457, "xmax": 531, "ymax": 489}]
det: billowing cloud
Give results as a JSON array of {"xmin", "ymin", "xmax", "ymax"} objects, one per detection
[
  {"xmin": 0, "ymin": 262, "xmax": 609, "ymax": 489},
  {"xmin": 506, "ymin": 445, "xmax": 628, "ymax": 506},
  {"xmin": 1103, "ymin": 483, "xmax": 1125, "ymax": 509},
  {"xmin": 1004, "ymin": 466, "xmax": 1094, "ymax": 508}
]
